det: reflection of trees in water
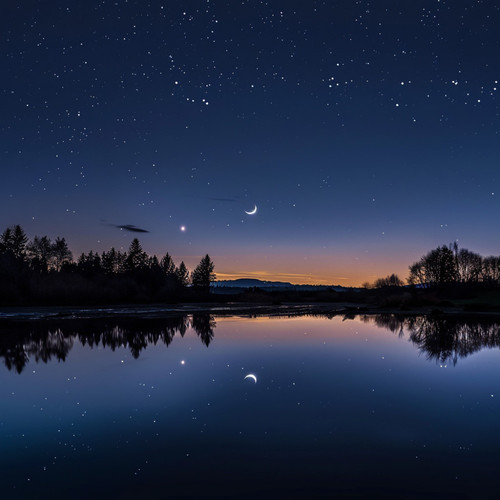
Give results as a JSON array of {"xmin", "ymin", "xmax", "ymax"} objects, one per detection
[
  {"xmin": 77, "ymin": 317, "xmax": 187, "ymax": 359},
  {"xmin": 1, "ymin": 343, "xmax": 29, "ymax": 373},
  {"xmin": 27, "ymin": 328, "xmax": 73, "ymax": 364},
  {"xmin": 359, "ymin": 314, "xmax": 405, "ymax": 336},
  {"xmin": 363, "ymin": 314, "xmax": 500, "ymax": 365},
  {"xmin": 192, "ymin": 313, "xmax": 216, "ymax": 347},
  {"xmin": 6, "ymin": 311, "xmax": 499, "ymax": 372},
  {"xmin": 0, "ymin": 314, "xmax": 216, "ymax": 372}
]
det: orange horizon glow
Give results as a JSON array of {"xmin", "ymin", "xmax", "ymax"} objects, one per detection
[
  {"xmin": 66, "ymin": 239, "xmax": 423, "ymax": 288},
  {"xmin": 73, "ymin": 241, "xmax": 414, "ymax": 287},
  {"xmin": 214, "ymin": 271, "xmax": 406, "ymax": 287},
  {"xmin": 202, "ymin": 248, "xmax": 416, "ymax": 287},
  {"xmin": 170, "ymin": 249, "xmax": 416, "ymax": 288},
  {"xmin": 210, "ymin": 258, "xmax": 413, "ymax": 287}
]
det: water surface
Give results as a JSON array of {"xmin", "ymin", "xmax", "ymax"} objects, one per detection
[{"xmin": 2, "ymin": 313, "xmax": 500, "ymax": 498}]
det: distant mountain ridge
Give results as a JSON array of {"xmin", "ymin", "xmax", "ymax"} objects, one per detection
[
  {"xmin": 212, "ymin": 278, "xmax": 293, "ymax": 288},
  {"xmin": 211, "ymin": 278, "xmax": 348, "ymax": 292}
]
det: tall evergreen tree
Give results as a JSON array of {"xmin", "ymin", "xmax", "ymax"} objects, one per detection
[
  {"xmin": 149, "ymin": 255, "xmax": 161, "ymax": 271},
  {"xmin": 77, "ymin": 251, "xmax": 102, "ymax": 275},
  {"xmin": 11, "ymin": 225, "xmax": 28, "ymax": 261},
  {"xmin": 0, "ymin": 225, "xmax": 27, "ymax": 261},
  {"xmin": 191, "ymin": 254, "xmax": 216, "ymax": 291},
  {"xmin": 160, "ymin": 252, "xmax": 176, "ymax": 276},
  {"xmin": 0, "ymin": 227, "xmax": 13, "ymax": 255},
  {"xmin": 101, "ymin": 247, "xmax": 126, "ymax": 275},
  {"xmin": 175, "ymin": 261, "xmax": 190, "ymax": 287},
  {"xmin": 125, "ymin": 238, "xmax": 148, "ymax": 271}
]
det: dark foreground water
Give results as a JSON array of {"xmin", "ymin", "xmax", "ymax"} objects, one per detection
[{"xmin": 2, "ymin": 312, "xmax": 500, "ymax": 498}]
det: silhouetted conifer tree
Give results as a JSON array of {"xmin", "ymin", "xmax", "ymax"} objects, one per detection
[
  {"xmin": 149, "ymin": 255, "xmax": 161, "ymax": 271},
  {"xmin": 191, "ymin": 254, "xmax": 216, "ymax": 291},
  {"xmin": 11, "ymin": 225, "xmax": 28, "ymax": 261},
  {"xmin": 1, "ymin": 225, "xmax": 28, "ymax": 261},
  {"xmin": 160, "ymin": 252, "xmax": 176, "ymax": 276},
  {"xmin": 101, "ymin": 247, "xmax": 126, "ymax": 275},
  {"xmin": 125, "ymin": 238, "xmax": 148, "ymax": 271},
  {"xmin": 77, "ymin": 251, "xmax": 102, "ymax": 276},
  {"xmin": 175, "ymin": 261, "xmax": 190, "ymax": 287}
]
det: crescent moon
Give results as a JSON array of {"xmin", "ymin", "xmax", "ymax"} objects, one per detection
[
  {"xmin": 244, "ymin": 205, "xmax": 257, "ymax": 215},
  {"xmin": 244, "ymin": 373, "xmax": 257, "ymax": 383}
]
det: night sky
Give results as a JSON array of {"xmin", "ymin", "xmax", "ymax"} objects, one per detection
[{"xmin": 2, "ymin": 0, "xmax": 499, "ymax": 285}]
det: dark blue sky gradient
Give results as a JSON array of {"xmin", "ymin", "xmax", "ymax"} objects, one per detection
[{"xmin": 1, "ymin": 1, "xmax": 499, "ymax": 284}]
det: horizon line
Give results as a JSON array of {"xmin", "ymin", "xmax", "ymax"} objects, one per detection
[{"xmin": 214, "ymin": 273, "xmax": 352, "ymax": 287}]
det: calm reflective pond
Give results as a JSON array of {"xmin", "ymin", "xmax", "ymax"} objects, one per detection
[{"xmin": 2, "ymin": 313, "xmax": 500, "ymax": 498}]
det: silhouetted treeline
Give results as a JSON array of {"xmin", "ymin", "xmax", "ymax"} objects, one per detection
[
  {"xmin": 3, "ymin": 224, "xmax": 500, "ymax": 307},
  {"xmin": 364, "ymin": 243, "xmax": 500, "ymax": 294},
  {"xmin": 0, "ymin": 224, "xmax": 216, "ymax": 305},
  {"xmin": 408, "ymin": 243, "xmax": 500, "ymax": 288},
  {"xmin": 0, "ymin": 313, "xmax": 216, "ymax": 372}
]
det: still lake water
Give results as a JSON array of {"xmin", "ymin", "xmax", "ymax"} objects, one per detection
[{"xmin": 2, "ymin": 312, "xmax": 500, "ymax": 498}]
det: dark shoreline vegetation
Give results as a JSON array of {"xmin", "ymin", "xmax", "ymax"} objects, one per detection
[
  {"xmin": 2, "ymin": 311, "xmax": 500, "ymax": 373},
  {"xmin": 2, "ymin": 224, "xmax": 500, "ymax": 311},
  {"xmin": 0, "ymin": 224, "xmax": 216, "ymax": 306}
]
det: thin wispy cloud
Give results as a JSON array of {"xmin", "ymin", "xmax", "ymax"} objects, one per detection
[
  {"xmin": 116, "ymin": 224, "xmax": 150, "ymax": 233},
  {"xmin": 100, "ymin": 220, "xmax": 150, "ymax": 233}
]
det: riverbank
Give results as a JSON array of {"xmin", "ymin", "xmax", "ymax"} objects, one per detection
[{"xmin": 2, "ymin": 300, "xmax": 500, "ymax": 323}]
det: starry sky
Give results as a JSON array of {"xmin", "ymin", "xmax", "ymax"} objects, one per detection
[{"xmin": 1, "ymin": 0, "xmax": 499, "ymax": 285}]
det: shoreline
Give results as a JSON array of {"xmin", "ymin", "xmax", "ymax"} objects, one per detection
[{"xmin": 2, "ymin": 301, "xmax": 500, "ymax": 322}]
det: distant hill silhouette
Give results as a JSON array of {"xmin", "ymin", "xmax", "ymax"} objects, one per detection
[
  {"xmin": 213, "ymin": 278, "xmax": 293, "ymax": 288},
  {"xmin": 212, "ymin": 278, "xmax": 348, "ymax": 292}
]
